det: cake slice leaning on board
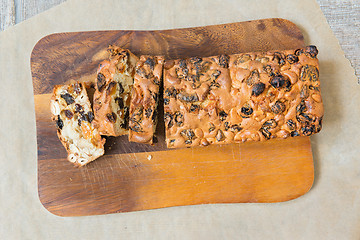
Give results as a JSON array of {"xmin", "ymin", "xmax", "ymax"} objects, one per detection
[
  {"xmin": 50, "ymin": 82, "xmax": 106, "ymax": 166},
  {"xmin": 163, "ymin": 46, "xmax": 323, "ymax": 148}
]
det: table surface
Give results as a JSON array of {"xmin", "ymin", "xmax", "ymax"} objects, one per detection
[{"xmin": 0, "ymin": 0, "xmax": 359, "ymax": 82}]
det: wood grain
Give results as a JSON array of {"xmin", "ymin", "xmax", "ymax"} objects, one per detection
[
  {"xmin": 31, "ymin": 19, "xmax": 314, "ymax": 217},
  {"xmin": 38, "ymin": 137, "xmax": 313, "ymax": 216},
  {"xmin": 0, "ymin": 0, "xmax": 15, "ymax": 30}
]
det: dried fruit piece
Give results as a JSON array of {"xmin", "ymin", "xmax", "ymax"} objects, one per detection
[
  {"xmin": 296, "ymin": 113, "xmax": 315, "ymax": 124},
  {"xmin": 87, "ymin": 111, "xmax": 94, "ymax": 123},
  {"xmin": 245, "ymin": 70, "xmax": 259, "ymax": 86},
  {"xmin": 284, "ymin": 79, "xmax": 292, "ymax": 92},
  {"xmin": 290, "ymin": 131, "xmax": 300, "ymax": 137},
  {"xmin": 287, "ymin": 119, "xmax": 296, "ymax": 131},
  {"xmin": 60, "ymin": 93, "xmax": 75, "ymax": 105},
  {"xmin": 209, "ymin": 123, "xmax": 216, "ymax": 133},
  {"xmin": 174, "ymin": 112, "xmax": 184, "ymax": 126},
  {"xmin": 286, "ymin": 54, "xmax": 299, "ymax": 64},
  {"xmin": 295, "ymin": 49, "xmax": 304, "ymax": 56},
  {"xmin": 165, "ymin": 87, "xmax": 177, "ymax": 98},
  {"xmin": 120, "ymin": 107, "xmax": 130, "ymax": 129},
  {"xmin": 216, "ymin": 130, "xmax": 226, "ymax": 141},
  {"xmin": 263, "ymin": 64, "xmax": 274, "ymax": 75},
  {"xmin": 210, "ymin": 81, "xmax": 220, "ymax": 89},
  {"xmin": 177, "ymin": 92, "xmax": 199, "ymax": 103},
  {"xmin": 224, "ymin": 122, "xmax": 230, "ymax": 131},
  {"xmin": 144, "ymin": 57, "xmax": 155, "ymax": 70},
  {"xmin": 240, "ymin": 105, "xmax": 253, "ymax": 118},
  {"xmin": 129, "ymin": 121, "xmax": 143, "ymax": 133},
  {"xmin": 301, "ymin": 124, "xmax": 315, "ymax": 136},
  {"xmin": 300, "ymin": 85, "xmax": 309, "ymax": 99},
  {"xmin": 296, "ymin": 100, "xmax": 307, "ymax": 113},
  {"xmin": 211, "ymin": 70, "xmax": 221, "ymax": 80},
  {"xmin": 106, "ymin": 81, "xmax": 117, "ymax": 95},
  {"xmin": 96, "ymin": 73, "xmax": 106, "ymax": 91},
  {"xmin": 73, "ymin": 83, "xmax": 82, "ymax": 94},
  {"xmin": 189, "ymin": 104, "xmax": 199, "ymax": 113},
  {"xmin": 273, "ymin": 52, "xmax": 286, "ymax": 65},
  {"xmin": 106, "ymin": 112, "xmax": 117, "ymax": 123},
  {"xmin": 259, "ymin": 119, "xmax": 277, "ymax": 140},
  {"xmin": 118, "ymin": 82, "xmax": 124, "ymax": 94},
  {"xmin": 252, "ymin": 82, "xmax": 265, "ymax": 96},
  {"xmin": 262, "ymin": 119, "xmax": 277, "ymax": 129},
  {"xmin": 189, "ymin": 56, "xmax": 202, "ymax": 64},
  {"xmin": 131, "ymin": 107, "xmax": 143, "ymax": 122},
  {"xmin": 180, "ymin": 129, "xmax": 195, "ymax": 140},
  {"xmin": 64, "ymin": 110, "xmax": 73, "ymax": 119},
  {"xmin": 179, "ymin": 59, "xmax": 187, "ymax": 69},
  {"xmin": 260, "ymin": 128, "xmax": 271, "ymax": 139},
  {"xmin": 219, "ymin": 54, "xmax": 229, "ymax": 68},
  {"xmin": 271, "ymin": 100, "xmax": 286, "ymax": 114},
  {"xmin": 305, "ymin": 45, "xmax": 318, "ymax": 58},
  {"xmin": 300, "ymin": 65, "xmax": 319, "ymax": 82},
  {"xmin": 230, "ymin": 124, "xmax": 242, "ymax": 132},
  {"xmin": 164, "ymin": 112, "xmax": 173, "ymax": 128},
  {"xmin": 143, "ymin": 108, "xmax": 152, "ymax": 118},
  {"xmin": 74, "ymin": 103, "xmax": 83, "ymax": 113},
  {"xmin": 115, "ymin": 97, "xmax": 124, "ymax": 109},
  {"xmin": 270, "ymin": 75, "xmax": 285, "ymax": 88},
  {"xmin": 219, "ymin": 110, "xmax": 228, "ymax": 121},
  {"xmin": 309, "ymin": 85, "xmax": 320, "ymax": 91},
  {"xmin": 151, "ymin": 109, "xmax": 158, "ymax": 123},
  {"xmin": 56, "ymin": 115, "xmax": 63, "ymax": 130}
]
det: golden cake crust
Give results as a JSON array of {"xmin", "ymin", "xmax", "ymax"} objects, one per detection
[{"xmin": 163, "ymin": 46, "xmax": 323, "ymax": 148}]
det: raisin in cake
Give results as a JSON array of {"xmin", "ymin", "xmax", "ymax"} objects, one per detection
[
  {"xmin": 93, "ymin": 46, "xmax": 139, "ymax": 136},
  {"xmin": 163, "ymin": 46, "xmax": 323, "ymax": 148},
  {"xmin": 50, "ymin": 83, "xmax": 105, "ymax": 166},
  {"xmin": 128, "ymin": 55, "xmax": 164, "ymax": 144}
]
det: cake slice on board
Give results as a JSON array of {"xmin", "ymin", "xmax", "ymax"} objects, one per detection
[
  {"xmin": 50, "ymin": 82, "xmax": 105, "ymax": 166},
  {"xmin": 93, "ymin": 46, "xmax": 139, "ymax": 136},
  {"xmin": 128, "ymin": 55, "xmax": 164, "ymax": 145}
]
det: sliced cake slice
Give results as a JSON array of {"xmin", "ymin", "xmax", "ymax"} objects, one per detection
[
  {"xmin": 50, "ymin": 82, "xmax": 105, "ymax": 166},
  {"xmin": 93, "ymin": 46, "xmax": 139, "ymax": 136},
  {"xmin": 128, "ymin": 55, "xmax": 165, "ymax": 144}
]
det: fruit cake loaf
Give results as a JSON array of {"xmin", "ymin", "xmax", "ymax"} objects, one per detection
[
  {"xmin": 128, "ymin": 55, "xmax": 164, "ymax": 144},
  {"xmin": 163, "ymin": 46, "xmax": 323, "ymax": 148},
  {"xmin": 50, "ymin": 82, "xmax": 105, "ymax": 166},
  {"xmin": 93, "ymin": 46, "xmax": 139, "ymax": 136}
]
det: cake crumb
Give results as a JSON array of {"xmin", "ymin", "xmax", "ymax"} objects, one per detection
[{"xmin": 147, "ymin": 155, "xmax": 152, "ymax": 160}]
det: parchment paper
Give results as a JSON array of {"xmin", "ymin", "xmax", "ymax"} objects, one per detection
[{"xmin": 0, "ymin": 0, "xmax": 359, "ymax": 239}]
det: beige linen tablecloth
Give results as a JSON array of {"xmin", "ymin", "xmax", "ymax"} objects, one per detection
[{"xmin": 0, "ymin": 0, "xmax": 359, "ymax": 239}]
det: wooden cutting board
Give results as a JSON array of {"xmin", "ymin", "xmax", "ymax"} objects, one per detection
[{"xmin": 31, "ymin": 18, "xmax": 314, "ymax": 217}]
